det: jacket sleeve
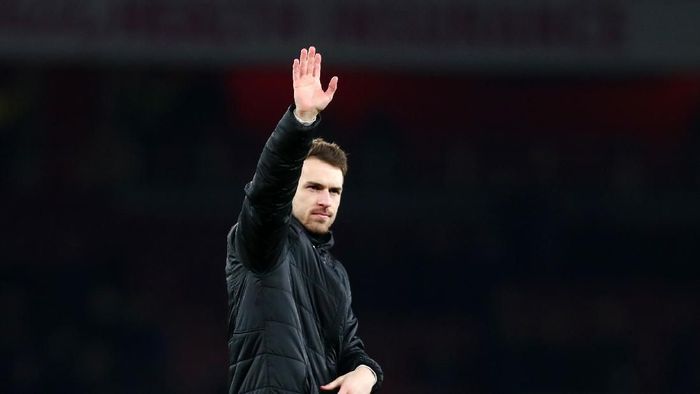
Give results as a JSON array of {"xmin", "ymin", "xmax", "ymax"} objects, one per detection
[
  {"xmin": 232, "ymin": 106, "xmax": 319, "ymax": 274},
  {"xmin": 338, "ymin": 303, "xmax": 384, "ymax": 391}
]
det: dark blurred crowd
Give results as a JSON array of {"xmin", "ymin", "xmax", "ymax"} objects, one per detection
[{"xmin": 1, "ymin": 66, "xmax": 699, "ymax": 393}]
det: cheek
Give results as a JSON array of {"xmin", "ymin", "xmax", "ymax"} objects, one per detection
[
  {"xmin": 291, "ymin": 194, "xmax": 303, "ymax": 214},
  {"xmin": 293, "ymin": 192, "xmax": 312, "ymax": 211}
]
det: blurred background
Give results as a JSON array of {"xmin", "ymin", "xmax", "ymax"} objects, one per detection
[{"xmin": 1, "ymin": 1, "xmax": 699, "ymax": 393}]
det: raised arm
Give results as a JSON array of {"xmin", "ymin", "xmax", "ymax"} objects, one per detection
[{"xmin": 232, "ymin": 46, "xmax": 339, "ymax": 274}]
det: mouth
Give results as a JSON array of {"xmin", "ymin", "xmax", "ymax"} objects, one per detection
[{"xmin": 311, "ymin": 212, "xmax": 331, "ymax": 219}]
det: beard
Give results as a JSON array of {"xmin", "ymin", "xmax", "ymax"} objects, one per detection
[{"xmin": 302, "ymin": 212, "xmax": 334, "ymax": 234}]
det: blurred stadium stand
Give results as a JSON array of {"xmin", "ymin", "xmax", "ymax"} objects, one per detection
[{"xmin": 2, "ymin": 1, "xmax": 699, "ymax": 393}]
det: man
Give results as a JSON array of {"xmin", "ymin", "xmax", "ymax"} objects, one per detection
[{"xmin": 226, "ymin": 46, "xmax": 383, "ymax": 393}]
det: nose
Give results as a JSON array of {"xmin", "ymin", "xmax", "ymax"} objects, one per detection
[{"xmin": 317, "ymin": 190, "xmax": 332, "ymax": 207}]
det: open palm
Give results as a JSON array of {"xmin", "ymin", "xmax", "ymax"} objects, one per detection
[{"xmin": 293, "ymin": 46, "xmax": 338, "ymax": 120}]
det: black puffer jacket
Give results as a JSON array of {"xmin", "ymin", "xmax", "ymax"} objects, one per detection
[{"xmin": 226, "ymin": 107, "xmax": 383, "ymax": 393}]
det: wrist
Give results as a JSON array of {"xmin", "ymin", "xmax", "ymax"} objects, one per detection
[
  {"xmin": 355, "ymin": 364, "xmax": 377, "ymax": 385},
  {"xmin": 293, "ymin": 108, "xmax": 318, "ymax": 124}
]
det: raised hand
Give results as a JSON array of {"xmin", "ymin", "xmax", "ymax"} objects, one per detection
[{"xmin": 292, "ymin": 46, "xmax": 339, "ymax": 123}]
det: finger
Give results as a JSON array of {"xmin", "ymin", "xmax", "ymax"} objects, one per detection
[
  {"xmin": 305, "ymin": 46, "xmax": 316, "ymax": 76},
  {"xmin": 325, "ymin": 76, "xmax": 339, "ymax": 97},
  {"xmin": 320, "ymin": 375, "xmax": 343, "ymax": 390},
  {"xmin": 292, "ymin": 58, "xmax": 300, "ymax": 83},
  {"xmin": 312, "ymin": 53, "xmax": 321, "ymax": 78},
  {"xmin": 300, "ymin": 48, "xmax": 308, "ymax": 76},
  {"xmin": 308, "ymin": 46, "xmax": 316, "ymax": 65}
]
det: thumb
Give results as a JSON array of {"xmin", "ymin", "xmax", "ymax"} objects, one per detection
[
  {"xmin": 325, "ymin": 76, "xmax": 339, "ymax": 98},
  {"xmin": 320, "ymin": 374, "xmax": 344, "ymax": 390}
]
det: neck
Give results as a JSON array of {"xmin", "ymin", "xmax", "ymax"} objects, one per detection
[{"xmin": 307, "ymin": 228, "xmax": 331, "ymax": 246}]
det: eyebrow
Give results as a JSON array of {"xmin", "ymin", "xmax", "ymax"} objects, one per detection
[{"xmin": 305, "ymin": 181, "xmax": 343, "ymax": 193}]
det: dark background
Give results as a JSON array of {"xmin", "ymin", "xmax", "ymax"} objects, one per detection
[{"xmin": 2, "ymin": 10, "xmax": 700, "ymax": 394}]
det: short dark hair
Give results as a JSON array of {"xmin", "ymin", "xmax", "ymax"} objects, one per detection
[{"xmin": 307, "ymin": 138, "xmax": 348, "ymax": 176}]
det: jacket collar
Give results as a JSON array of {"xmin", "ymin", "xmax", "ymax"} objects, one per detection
[{"xmin": 291, "ymin": 216, "xmax": 335, "ymax": 250}]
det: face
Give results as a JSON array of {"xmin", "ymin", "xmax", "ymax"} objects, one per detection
[{"xmin": 292, "ymin": 157, "xmax": 344, "ymax": 234}]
